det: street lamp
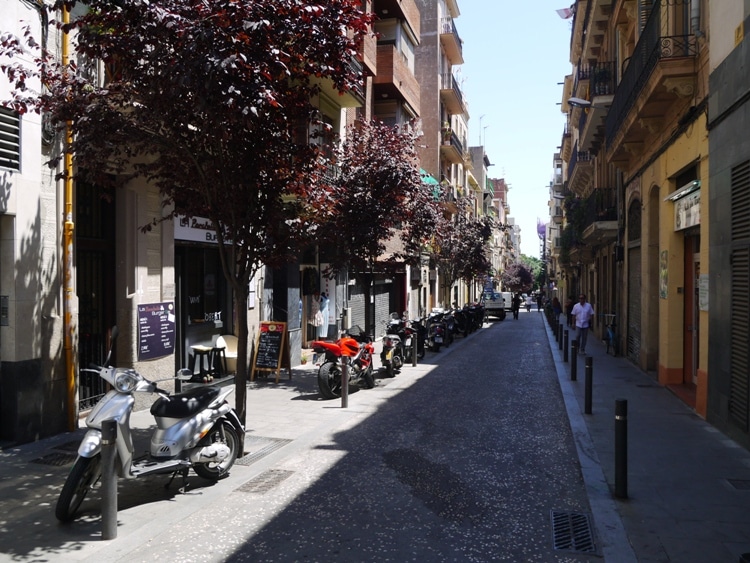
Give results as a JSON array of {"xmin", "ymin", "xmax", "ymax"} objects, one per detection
[{"xmin": 567, "ymin": 97, "xmax": 610, "ymax": 110}]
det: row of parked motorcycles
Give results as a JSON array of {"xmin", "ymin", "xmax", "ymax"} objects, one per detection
[{"xmin": 312, "ymin": 303, "xmax": 486, "ymax": 399}]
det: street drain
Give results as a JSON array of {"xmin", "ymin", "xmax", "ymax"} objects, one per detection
[
  {"xmin": 551, "ymin": 510, "xmax": 597, "ymax": 553},
  {"xmin": 237, "ymin": 469, "xmax": 294, "ymax": 494},
  {"xmin": 30, "ymin": 451, "xmax": 77, "ymax": 467},
  {"xmin": 236, "ymin": 436, "xmax": 292, "ymax": 466}
]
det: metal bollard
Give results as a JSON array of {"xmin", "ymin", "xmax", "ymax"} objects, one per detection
[
  {"xmin": 584, "ymin": 356, "xmax": 593, "ymax": 414},
  {"xmin": 412, "ymin": 336, "xmax": 418, "ymax": 367},
  {"xmin": 563, "ymin": 330, "xmax": 569, "ymax": 362},
  {"xmin": 101, "ymin": 419, "xmax": 118, "ymax": 540},
  {"xmin": 570, "ymin": 340, "xmax": 578, "ymax": 380},
  {"xmin": 341, "ymin": 356, "xmax": 349, "ymax": 409},
  {"xmin": 615, "ymin": 399, "xmax": 628, "ymax": 499},
  {"xmin": 558, "ymin": 323, "xmax": 563, "ymax": 350}
]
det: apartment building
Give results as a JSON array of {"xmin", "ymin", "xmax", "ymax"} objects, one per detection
[
  {"xmin": 560, "ymin": 0, "xmax": 709, "ymax": 414},
  {"xmin": 706, "ymin": 2, "xmax": 750, "ymax": 449},
  {"xmin": 415, "ymin": 0, "xmax": 474, "ymax": 310}
]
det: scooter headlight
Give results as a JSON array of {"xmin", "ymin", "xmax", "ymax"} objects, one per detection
[{"xmin": 113, "ymin": 368, "xmax": 140, "ymax": 393}]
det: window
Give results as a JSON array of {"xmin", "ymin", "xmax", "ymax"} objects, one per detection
[{"xmin": 0, "ymin": 107, "xmax": 20, "ymax": 171}]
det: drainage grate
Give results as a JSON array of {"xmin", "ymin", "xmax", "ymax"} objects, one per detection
[
  {"xmin": 551, "ymin": 510, "xmax": 597, "ymax": 553},
  {"xmin": 30, "ymin": 452, "xmax": 78, "ymax": 467},
  {"xmin": 236, "ymin": 436, "xmax": 292, "ymax": 466},
  {"xmin": 728, "ymin": 479, "xmax": 750, "ymax": 490},
  {"xmin": 54, "ymin": 440, "xmax": 82, "ymax": 453},
  {"xmin": 236, "ymin": 469, "xmax": 294, "ymax": 494}
]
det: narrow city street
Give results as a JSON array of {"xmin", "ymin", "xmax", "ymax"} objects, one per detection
[{"xmin": 123, "ymin": 310, "xmax": 598, "ymax": 562}]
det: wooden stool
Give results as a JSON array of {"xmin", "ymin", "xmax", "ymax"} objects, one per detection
[
  {"xmin": 190, "ymin": 345, "xmax": 214, "ymax": 382},
  {"xmin": 212, "ymin": 346, "xmax": 227, "ymax": 377}
]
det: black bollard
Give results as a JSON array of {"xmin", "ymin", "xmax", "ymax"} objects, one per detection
[
  {"xmin": 101, "ymin": 419, "xmax": 118, "ymax": 540},
  {"xmin": 615, "ymin": 399, "xmax": 628, "ymax": 499},
  {"xmin": 412, "ymin": 336, "xmax": 418, "ymax": 367},
  {"xmin": 570, "ymin": 339, "xmax": 578, "ymax": 380},
  {"xmin": 584, "ymin": 356, "xmax": 593, "ymax": 414},
  {"xmin": 563, "ymin": 330, "xmax": 569, "ymax": 362},
  {"xmin": 341, "ymin": 356, "xmax": 349, "ymax": 408},
  {"xmin": 558, "ymin": 323, "xmax": 563, "ymax": 350}
]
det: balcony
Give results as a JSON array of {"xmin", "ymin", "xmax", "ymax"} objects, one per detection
[
  {"xmin": 440, "ymin": 72, "xmax": 466, "ymax": 115},
  {"xmin": 312, "ymin": 56, "xmax": 365, "ymax": 108},
  {"xmin": 436, "ymin": 181, "xmax": 459, "ymax": 214},
  {"xmin": 440, "ymin": 17, "xmax": 464, "ymax": 65},
  {"xmin": 567, "ymin": 141, "xmax": 594, "ymax": 196},
  {"xmin": 375, "ymin": 0, "xmax": 420, "ymax": 39},
  {"xmin": 440, "ymin": 130, "xmax": 464, "ymax": 164},
  {"xmin": 359, "ymin": 25, "xmax": 378, "ymax": 76},
  {"xmin": 374, "ymin": 44, "xmax": 421, "ymax": 114},
  {"xmin": 581, "ymin": 187, "xmax": 618, "ymax": 245},
  {"xmin": 551, "ymin": 205, "xmax": 564, "ymax": 224},
  {"xmin": 605, "ymin": 0, "xmax": 698, "ymax": 164},
  {"xmin": 576, "ymin": 62, "xmax": 615, "ymax": 153}
]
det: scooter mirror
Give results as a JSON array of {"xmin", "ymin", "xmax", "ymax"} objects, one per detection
[{"xmin": 104, "ymin": 326, "xmax": 119, "ymax": 366}]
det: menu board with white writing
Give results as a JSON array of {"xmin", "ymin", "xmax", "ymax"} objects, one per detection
[
  {"xmin": 138, "ymin": 302, "xmax": 176, "ymax": 361},
  {"xmin": 251, "ymin": 322, "xmax": 291, "ymax": 383}
]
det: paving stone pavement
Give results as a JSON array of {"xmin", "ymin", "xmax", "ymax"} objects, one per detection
[{"xmin": 0, "ymin": 310, "xmax": 749, "ymax": 561}]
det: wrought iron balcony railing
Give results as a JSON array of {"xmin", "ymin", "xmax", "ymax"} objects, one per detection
[{"xmin": 605, "ymin": 0, "xmax": 697, "ymax": 147}]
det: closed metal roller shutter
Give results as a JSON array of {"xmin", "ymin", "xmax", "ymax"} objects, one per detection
[{"xmin": 730, "ymin": 161, "xmax": 750, "ymax": 430}]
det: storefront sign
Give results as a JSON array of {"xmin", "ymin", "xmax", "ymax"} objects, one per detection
[
  {"xmin": 174, "ymin": 215, "xmax": 223, "ymax": 243},
  {"xmin": 673, "ymin": 189, "xmax": 700, "ymax": 231},
  {"xmin": 138, "ymin": 302, "xmax": 176, "ymax": 360}
]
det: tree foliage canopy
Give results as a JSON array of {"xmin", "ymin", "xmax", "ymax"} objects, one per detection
[
  {"xmin": 500, "ymin": 261, "xmax": 534, "ymax": 292},
  {"xmin": 433, "ymin": 199, "xmax": 493, "ymax": 291},
  {"xmin": 310, "ymin": 118, "xmax": 440, "ymax": 276},
  {"xmin": 1, "ymin": 0, "xmax": 374, "ymax": 424}
]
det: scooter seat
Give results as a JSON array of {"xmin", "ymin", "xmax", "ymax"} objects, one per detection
[{"xmin": 150, "ymin": 386, "xmax": 221, "ymax": 419}]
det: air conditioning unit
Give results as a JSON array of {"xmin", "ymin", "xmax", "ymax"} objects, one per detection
[{"xmin": 342, "ymin": 307, "xmax": 352, "ymax": 330}]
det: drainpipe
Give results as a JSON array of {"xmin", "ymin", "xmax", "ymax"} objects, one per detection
[
  {"xmin": 62, "ymin": 5, "xmax": 77, "ymax": 431},
  {"xmin": 691, "ymin": 0, "xmax": 704, "ymax": 38}
]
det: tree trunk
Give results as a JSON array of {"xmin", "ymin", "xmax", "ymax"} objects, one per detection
[{"xmin": 233, "ymin": 283, "xmax": 249, "ymax": 433}]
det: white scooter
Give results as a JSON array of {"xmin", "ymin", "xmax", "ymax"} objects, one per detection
[{"xmin": 55, "ymin": 326, "xmax": 245, "ymax": 522}]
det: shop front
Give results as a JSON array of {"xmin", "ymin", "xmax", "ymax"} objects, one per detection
[{"xmin": 174, "ymin": 216, "xmax": 234, "ymax": 376}]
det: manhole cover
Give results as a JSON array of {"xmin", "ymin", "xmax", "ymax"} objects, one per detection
[
  {"xmin": 30, "ymin": 452, "xmax": 77, "ymax": 467},
  {"xmin": 236, "ymin": 469, "xmax": 294, "ymax": 494},
  {"xmin": 728, "ymin": 479, "xmax": 750, "ymax": 490},
  {"xmin": 551, "ymin": 510, "xmax": 597, "ymax": 553},
  {"xmin": 236, "ymin": 436, "xmax": 292, "ymax": 466}
]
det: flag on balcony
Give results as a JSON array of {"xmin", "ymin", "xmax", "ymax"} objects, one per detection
[{"xmin": 556, "ymin": 5, "xmax": 574, "ymax": 19}]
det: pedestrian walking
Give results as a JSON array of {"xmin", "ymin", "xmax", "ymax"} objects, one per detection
[
  {"xmin": 571, "ymin": 293, "xmax": 595, "ymax": 354},
  {"xmin": 551, "ymin": 296, "xmax": 562, "ymax": 321},
  {"xmin": 512, "ymin": 292, "xmax": 522, "ymax": 320},
  {"xmin": 536, "ymin": 293, "xmax": 543, "ymax": 312},
  {"xmin": 565, "ymin": 297, "xmax": 574, "ymax": 327}
]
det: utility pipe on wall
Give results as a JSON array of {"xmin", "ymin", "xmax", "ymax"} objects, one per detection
[{"xmin": 62, "ymin": 5, "xmax": 77, "ymax": 431}]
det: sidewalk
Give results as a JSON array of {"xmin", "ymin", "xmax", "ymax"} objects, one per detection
[{"xmin": 545, "ymin": 317, "xmax": 750, "ymax": 562}]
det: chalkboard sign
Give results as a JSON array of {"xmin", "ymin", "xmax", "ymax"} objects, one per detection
[
  {"xmin": 251, "ymin": 322, "xmax": 291, "ymax": 383},
  {"xmin": 137, "ymin": 302, "xmax": 176, "ymax": 361}
]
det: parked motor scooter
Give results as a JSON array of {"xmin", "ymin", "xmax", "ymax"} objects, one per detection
[
  {"xmin": 55, "ymin": 326, "xmax": 245, "ymax": 523},
  {"xmin": 381, "ymin": 313, "xmax": 406, "ymax": 378},
  {"xmin": 426, "ymin": 309, "xmax": 447, "ymax": 352},
  {"xmin": 312, "ymin": 326, "xmax": 375, "ymax": 399},
  {"xmin": 404, "ymin": 316, "xmax": 427, "ymax": 361}
]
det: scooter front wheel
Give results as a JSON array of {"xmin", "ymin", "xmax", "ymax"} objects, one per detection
[
  {"xmin": 55, "ymin": 454, "xmax": 102, "ymax": 522},
  {"xmin": 194, "ymin": 421, "xmax": 240, "ymax": 480}
]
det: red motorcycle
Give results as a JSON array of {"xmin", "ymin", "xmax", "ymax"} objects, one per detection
[{"xmin": 312, "ymin": 326, "xmax": 375, "ymax": 400}]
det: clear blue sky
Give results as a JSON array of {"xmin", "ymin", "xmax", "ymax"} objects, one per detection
[{"xmin": 457, "ymin": 1, "xmax": 573, "ymax": 257}]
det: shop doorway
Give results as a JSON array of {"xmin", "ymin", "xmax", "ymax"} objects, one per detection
[{"xmin": 683, "ymin": 233, "xmax": 700, "ymax": 387}]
